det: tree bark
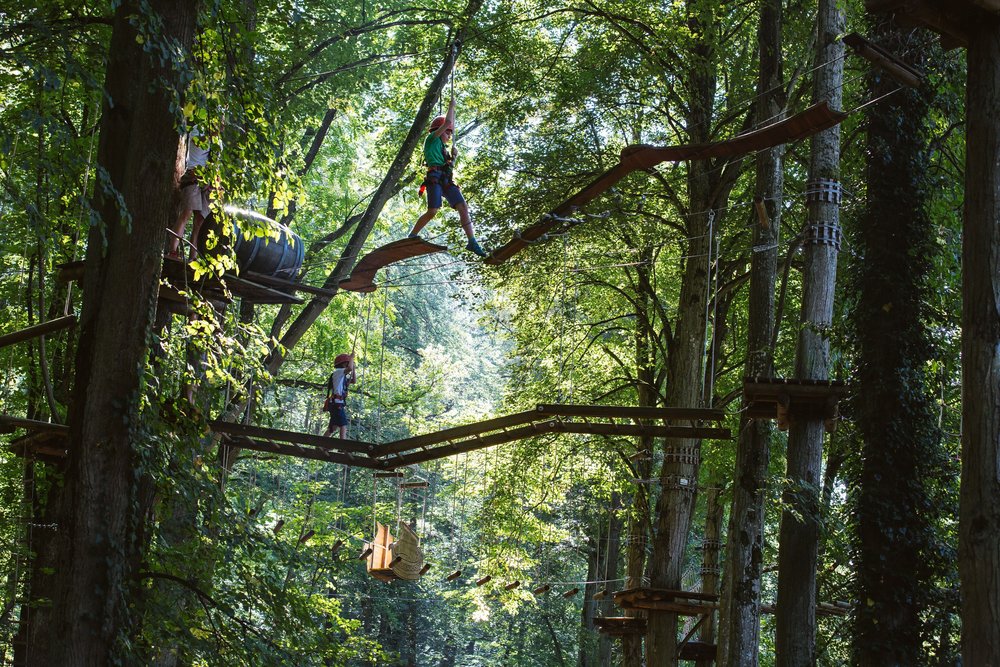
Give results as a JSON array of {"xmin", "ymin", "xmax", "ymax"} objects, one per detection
[
  {"xmin": 718, "ymin": 0, "xmax": 784, "ymax": 662},
  {"xmin": 960, "ymin": 14, "xmax": 1000, "ymax": 666},
  {"xmin": 775, "ymin": 1, "xmax": 843, "ymax": 664},
  {"xmin": 21, "ymin": 1, "xmax": 197, "ymax": 664}
]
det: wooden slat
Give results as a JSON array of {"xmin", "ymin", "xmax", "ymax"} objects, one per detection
[
  {"xmin": 843, "ymin": 32, "xmax": 923, "ymax": 87},
  {"xmin": 8, "ymin": 431, "xmax": 69, "ymax": 459},
  {"xmin": 0, "ymin": 316, "xmax": 76, "ymax": 348},
  {"xmin": 594, "ymin": 617, "xmax": 647, "ymax": 636},
  {"xmin": 551, "ymin": 422, "xmax": 731, "ymax": 440},
  {"xmin": 222, "ymin": 436, "xmax": 386, "ymax": 469},
  {"xmin": 340, "ymin": 238, "xmax": 448, "ymax": 293},
  {"xmin": 374, "ymin": 410, "xmax": 543, "ymax": 456},
  {"xmin": 0, "ymin": 415, "xmax": 70, "ymax": 434},
  {"xmin": 613, "ymin": 588, "xmax": 718, "ymax": 615},
  {"xmin": 382, "ymin": 421, "xmax": 560, "ymax": 468},
  {"xmin": 536, "ymin": 404, "xmax": 725, "ymax": 422},
  {"xmin": 208, "ymin": 420, "xmax": 378, "ymax": 455}
]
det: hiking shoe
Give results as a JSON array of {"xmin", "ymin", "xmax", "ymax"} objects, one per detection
[
  {"xmin": 466, "ymin": 238, "xmax": 489, "ymax": 258},
  {"xmin": 407, "ymin": 232, "xmax": 421, "ymax": 239}
]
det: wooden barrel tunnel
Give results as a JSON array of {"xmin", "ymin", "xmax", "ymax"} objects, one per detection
[{"xmin": 197, "ymin": 205, "xmax": 305, "ymax": 282}]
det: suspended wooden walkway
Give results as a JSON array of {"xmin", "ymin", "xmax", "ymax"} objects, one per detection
[
  {"xmin": 3, "ymin": 404, "xmax": 729, "ymax": 468},
  {"xmin": 372, "ymin": 404, "xmax": 729, "ymax": 468},
  {"xmin": 339, "ymin": 237, "xmax": 448, "ymax": 293},
  {"xmin": 485, "ymin": 101, "xmax": 849, "ymax": 265}
]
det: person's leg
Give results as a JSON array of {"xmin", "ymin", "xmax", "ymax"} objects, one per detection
[
  {"xmin": 169, "ymin": 208, "xmax": 192, "ymax": 255},
  {"xmin": 338, "ymin": 424, "xmax": 347, "ymax": 439},
  {"xmin": 409, "ymin": 207, "xmax": 439, "ymax": 237},
  {"xmin": 449, "ymin": 192, "xmax": 487, "ymax": 257},
  {"xmin": 188, "ymin": 211, "xmax": 205, "ymax": 259},
  {"xmin": 410, "ymin": 180, "xmax": 444, "ymax": 237}
]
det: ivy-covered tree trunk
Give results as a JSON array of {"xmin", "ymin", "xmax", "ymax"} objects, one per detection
[
  {"xmin": 850, "ymin": 17, "xmax": 943, "ymax": 666},
  {"xmin": 718, "ymin": 0, "xmax": 784, "ymax": 662},
  {"xmin": 21, "ymin": 1, "xmax": 197, "ymax": 664},
  {"xmin": 775, "ymin": 0, "xmax": 843, "ymax": 664},
  {"xmin": 960, "ymin": 14, "xmax": 1000, "ymax": 666}
]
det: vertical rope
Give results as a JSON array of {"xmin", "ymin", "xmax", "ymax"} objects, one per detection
[{"xmin": 700, "ymin": 209, "xmax": 716, "ymax": 407}]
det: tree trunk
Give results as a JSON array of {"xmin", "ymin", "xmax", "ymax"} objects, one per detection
[
  {"xmin": 852, "ymin": 17, "xmax": 942, "ymax": 667},
  {"xmin": 718, "ymin": 0, "xmax": 784, "ymax": 662},
  {"xmin": 21, "ymin": 1, "xmax": 197, "ymax": 664},
  {"xmin": 696, "ymin": 487, "xmax": 722, "ymax": 667},
  {"xmin": 775, "ymin": 1, "xmax": 843, "ymax": 665},
  {"xmin": 599, "ymin": 492, "xmax": 622, "ymax": 667},
  {"xmin": 646, "ymin": 2, "xmax": 717, "ymax": 663},
  {"xmin": 960, "ymin": 13, "xmax": 1000, "ymax": 666},
  {"xmin": 580, "ymin": 536, "xmax": 600, "ymax": 667}
]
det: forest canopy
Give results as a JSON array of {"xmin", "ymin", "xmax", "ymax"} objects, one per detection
[{"xmin": 0, "ymin": 0, "xmax": 986, "ymax": 665}]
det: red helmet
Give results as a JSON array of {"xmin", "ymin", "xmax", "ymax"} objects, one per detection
[
  {"xmin": 429, "ymin": 115, "xmax": 449, "ymax": 132},
  {"xmin": 334, "ymin": 353, "xmax": 353, "ymax": 367}
]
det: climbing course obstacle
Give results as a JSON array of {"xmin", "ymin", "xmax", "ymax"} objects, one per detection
[
  {"xmin": 339, "ymin": 237, "xmax": 449, "ymax": 293},
  {"xmin": 485, "ymin": 101, "xmax": 849, "ymax": 265}
]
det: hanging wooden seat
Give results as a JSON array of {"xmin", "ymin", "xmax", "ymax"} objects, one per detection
[
  {"xmin": 485, "ymin": 102, "xmax": 848, "ymax": 265},
  {"xmin": 339, "ymin": 237, "xmax": 447, "ymax": 293},
  {"xmin": 613, "ymin": 588, "xmax": 718, "ymax": 616},
  {"xmin": 743, "ymin": 376, "xmax": 848, "ymax": 433},
  {"xmin": 366, "ymin": 520, "xmax": 426, "ymax": 583}
]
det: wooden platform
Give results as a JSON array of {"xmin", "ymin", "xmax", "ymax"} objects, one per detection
[
  {"xmin": 613, "ymin": 588, "xmax": 718, "ymax": 616},
  {"xmin": 485, "ymin": 102, "xmax": 848, "ymax": 264},
  {"xmin": 743, "ymin": 377, "xmax": 848, "ymax": 433},
  {"xmin": 594, "ymin": 616, "xmax": 647, "ymax": 636},
  {"xmin": 58, "ymin": 259, "xmax": 305, "ymax": 307},
  {"xmin": 865, "ymin": 0, "xmax": 999, "ymax": 49},
  {"xmin": 339, "ymin": 237, "xmax": 448, "ymax": 293},
  {"xmin": 677, "ymin": 640, "xmax": 717, "ymax": 661}
]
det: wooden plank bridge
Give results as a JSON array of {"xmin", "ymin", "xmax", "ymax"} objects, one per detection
[{"xmin": 4, "ymin": 404, "xmax": 730, "ymax": 468}]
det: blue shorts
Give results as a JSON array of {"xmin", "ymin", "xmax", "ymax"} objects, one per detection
[
  {"xmin": 328, "ymin": 405, "xmax": 348, "ymax": 428},
  {"xmin": 426, "ymin": 180, "xmax": 465, "ymax": 210}
]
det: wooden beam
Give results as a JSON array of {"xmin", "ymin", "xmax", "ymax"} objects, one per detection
[
  {"xmin": 242, "ymin": 271, "xmax": 337, "ymax": 298},
  {"xmin": 0, "ymin": 316, "xmax": 76, "ymax": 349},
  {"xmin": 373, "ymin": 410, "xmax": 543, "ymax": 456},
  {"xmin": 551, "ymin": 422, "xmax": 731, "ymax": 440},
  {"xmin": 535, "ymin": 404, "xmax": 726, "ymax": 422},
  {"xmin": 222, "ymin": 435, "xmax": 386, "ymax": 469},
  {"xmin": 381, "ymin": 421, "xmax": 560, "ymax": 467},
  {"xmin": 208, "ymin": 420, "xmax": 378, "ymax": 455},
  {"xmin": 843, "ymin": 32, "xmax": 923, "ymax": 87},
  {"xmin": 0, "ymin": 415, "xmax": 69, "ymax": 434}
]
